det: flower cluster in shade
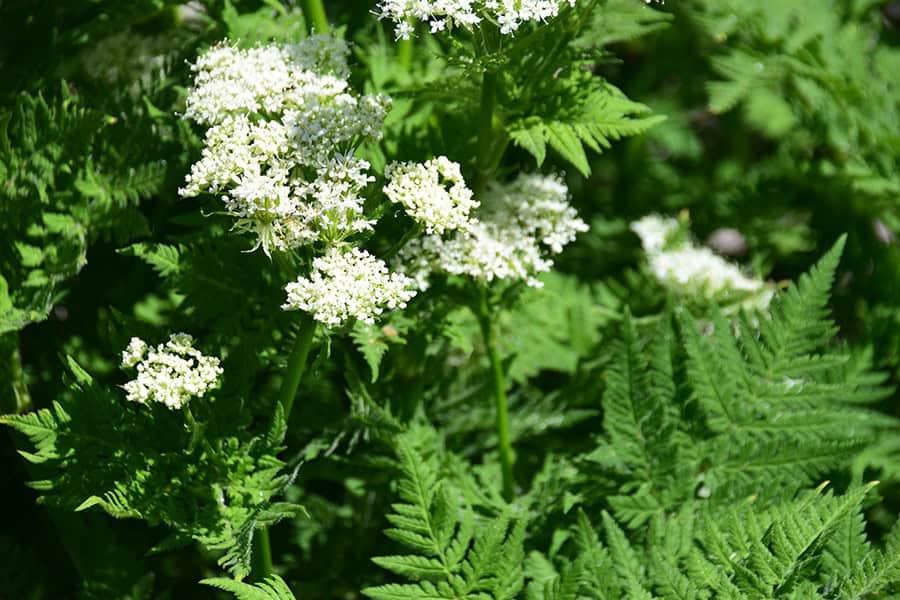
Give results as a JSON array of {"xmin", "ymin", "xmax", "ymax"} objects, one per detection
[
  {"xmin": 393, "ymin": 169, "xmax": 588, "ymax": 289},
  {"xmin": 631, "ymin": 215, "xmax": 773, "ymax": 309},
  {"xmin": 121, "ymin": 334, "xmax": 223, "ymax": 410},
  {"xmin": 384, "ymin": 157, "xmax": 478, "ymax": 234},
  {"xmin": 377, "ymin": 0, "xmax": 577, "ymax": 39},
  {"xmin": 179, "ymin": 36, "xmax": 390, "ymax": 255},
  {"xmin": 283, "ymin": 247, "xmax": 417, "ymax": 327}
]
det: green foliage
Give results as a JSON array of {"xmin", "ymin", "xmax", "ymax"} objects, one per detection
[
  {"xmin": 589, "ymin": 238, "xmax": 894, "ymax": 522},
  {"xmin": 503, "ymin": 2, "xmax": 668, "ymax": 176},
  {"xmin": 697, "ymin": 0, "xmax": 900, "ymax": 204},
  {"xmin": 532, "ymin": 483, "xmax": 893, "ymax": 599},
  {"xmin": 364, "ymin": 425, "xmax": 525, "ymax": 600},
  {"xmin": 202, "ymin": 574, "xmax": 297, "ymax": 600},
  {"xmin": 1, "ymin": 360, "xmax": 302, "ymax": 579},
  {"xmin": 509, "ymin": 89, "xmax": 663, "ymax": 177},
  {"xmin": 3, "ymin": 0, "xmax": 900, "ymax": 597}
]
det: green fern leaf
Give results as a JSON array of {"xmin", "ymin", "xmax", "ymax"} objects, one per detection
[{"xmin": 201, "ymin": 575, "xmax": 296, "ymax": 600}]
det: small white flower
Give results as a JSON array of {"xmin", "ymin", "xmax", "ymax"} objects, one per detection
[
  {"xmin": 482, "ymin": 172, "xmax": 588, "ymax": 254},
  {"xmin": 630, "ymin": 214, "xmax": 679, "ymax": 254},
  {"xmin": 183, "ymin": 38, "xmax": 352, "ymax": 126},
  {"xmin": 631, "ymin": 214, "xmax": 772, "ymax": 308},
  {"xmin": 384, "ymin": 157, "xmax": 478, "ymax": 234},
  {"xmin": 121, "ymin": 333, "xmax": 223, "ymax": 410},
  {"xmin": 376, "ymin": 0, "xmax": 576, "ymax": 38},
  {"xmin": 180, "ymin": 38, "xmax": 390, "ymax": 255},
  {"xmin": 283, "ymin": 247, "xmax": 417, "ymax": 327},
  {"xmin": 396, "ymin": 173, "xmax": 587, "ymax": 288},
  {"xmin": 485, "ymin": 0, "xmax": 578, "ymax": 34},
  {"xmin": 122, "ymin": 337, "xmax": 148, "ymax": 369}
]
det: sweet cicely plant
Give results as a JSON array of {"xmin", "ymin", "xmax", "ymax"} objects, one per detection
[{"xmin": 3, "ymin": 0, "xmax": 900, "ymax": 598}]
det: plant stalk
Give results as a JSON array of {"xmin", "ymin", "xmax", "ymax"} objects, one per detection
[
  {"xmin": 302, "ymin": 0, "xmax": 329, "ymax": 34},
  {"xmin": 278, "ymin": 312, "xmax": 318, "ymax": 418},
  {"xmin": 251, "ymin": 528, "xmax": 274, "ymax": 580},
  {"xmin": 475, "ymin": 69, "xmax": 498, "ymax": 195},
  {"xmin": 398, "ymin": 37, "xmax": 413, "ymax": 71},
  {"xmin": 474, "ymin": 23, "xmax": 502, "ymax": 195},
  {"xmin": 476, "ymin": 290, "xmax": 516, "ymax": 501},
  {"xmin": 2, "ymin": 332, "xmax": 31, "ymax": 414},
  {"xmin": 251, "ymin": 312, "xmax": 317, "ymax": 580}
]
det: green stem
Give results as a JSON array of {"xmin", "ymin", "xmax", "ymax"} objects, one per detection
[
  {"xmin": 251, "ymin": 528, "xmax": 274, "ymax": 580},
  {"xmin": 251, "ymin": 312, "xmax": 317, "ymax": 580},
  {"xmin": 302, "ymin": 0, "xmax": 329, "ymax": 34},
  {"xmin": 278, "ymin": 312, "xmax": 318, "ymax": 418},
  {"xmin": 474, "ymin": 24, "xmax": 502, "ymax": 195},
  {"xmin": 475, "ymin": 69, "xmax": 498, "ymax": 195},
  {"xmin": 476, "ymin": 289, "xmax": 515, "ymax": 501},
  {"xmin": 397, "ymin": 36, "xmax": 413, "ymax": 71},
  {"xmin": 2, "ymin": 332, "xmax": 31, "ymax": 414}
]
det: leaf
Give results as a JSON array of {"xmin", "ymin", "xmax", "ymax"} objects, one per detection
[{"xmin": 201, "ymin": 575, "xmax": 296, "ymax": 600}]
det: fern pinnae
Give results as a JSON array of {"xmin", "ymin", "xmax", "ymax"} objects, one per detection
[
  {"xmin": 836, "ymin": 519, "xmax": 900, "ymax": 599},
  {"xmin": 365, "ymin": 426, "xmax": 525, "ymax": 599},
  {"xmin": 201, "ymin": 574, "xmax": 296, "ymax": 600},
  {"xmin": 678, "ymin": 310, "xmax": 743, "ymax": 429},
  {"xmin": 601, "ymin": 510, "xmax": 654, "ymax": 598}
]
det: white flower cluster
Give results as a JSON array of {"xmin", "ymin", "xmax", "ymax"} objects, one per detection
[
  {"xmin": 180, "ymin": 37, "xmax": 391, "ymax": 254},
  {"xmin": 121, "ymin": 334, "xmax": 223, "ymax": 410},
  {"xmin": 397, "ymin": 173, "xmax": 588, "ymax": 288},
  {"xmin": 631, "ymin": 215, "xmax": 773, "ymax": 308},
  {"xmin": 283, "ymin": 247, "xmax": 417, "ymax": 327},
  {"xmin": 384, "ymin": 157, "xmax": 478, "ymax": 234},
  {"xmin": 377, "ymin": 0, "xmax": 577, "ymax": 39}
]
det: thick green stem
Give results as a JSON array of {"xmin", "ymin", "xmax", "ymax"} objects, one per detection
[
  {"xmin": 476, "ymin": 290, "xmax": 515, "ymax": 501},
  {"xmin": 397, "ymin": 37, "xmax": 413, "ymax": 71},
  {"xmin": 251, "ymin": 528, "xmax": 274, "ymax": 580},
  {"xmin": 302, "ymin": 0, "xmax": 329, "ymax": 33},
  {"xmin": 278, "ymin": 312, "xmax": 318, "ymax": 418},
  {"xmin": 251, "ymin": 312, "xmax": 317, "ymax": 580},
  {"xmin": 475, "ymin": 69, "xmax": 498, "ymax": 195},
  {"xmin": 474, "ymin": 23, "xmax": 502, "ymax": 195}
]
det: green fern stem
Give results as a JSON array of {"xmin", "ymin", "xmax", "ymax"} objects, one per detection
[
  {"xmin": 303, "ymin": 0, "xmax": 329, "ymax": 33},
  {"xmin": 476, "ymin": 289, "xmax": 516, "ymax": 501},
  {"xmin": 2, "ymin": 333, "xmax": 31, "ymax": 414}
]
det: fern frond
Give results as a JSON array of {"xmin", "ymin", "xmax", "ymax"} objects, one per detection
[
  {"xmin": 364, "ymin": 425, "xmax": 525, "ymax": 600},
  {"xmin": 119, "ymin": 242, "xmax": 183, "ymax": 278},
  {"xmin": 510, "ymin": 91, "xmax": 664, "ymax": 176},
  {"xmin": 201, "ymin": 575, "xmax": 296, "ymax": 600},
  {"xmin": 759, "ymin": 236, "xmax": 845, "ymax": 370},
  {"xmin": 602, "ymin": 511, "xmax": 654, "ymax": 599},
  {"xmin": 837, "ymin": 518, "xmax": 900, "ymax": 599}
]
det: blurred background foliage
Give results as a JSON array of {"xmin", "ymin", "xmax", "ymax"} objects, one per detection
[{"xmin": 2, "ymin": 0, "xmax": 900, "ymax": 597}]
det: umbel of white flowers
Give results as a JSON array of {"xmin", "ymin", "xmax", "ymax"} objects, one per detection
[
  {"xmin": 630, "ymin": 214, "xmax": 773, "ymax": 309},
  {"xmin": 179, "ymin": 36, "xmax": 390, "ymax": 255},
  {"xmin": 384, "ymin": 156, "xmax": 478, "ymax": 235},
  {"xmin": 377, "ymin": 0, "xmax": 577, "ymax": 39},
  {"xmin": 121, "ymin": 334, "xmax": 223, "ymax": 410},
  {"xmin": 283, "ymin": 247, "xmax": 417, "ymax": 327},
  {"xmin": 393, "ymin": 168, "xmax": 588, "ymax": 289}
]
